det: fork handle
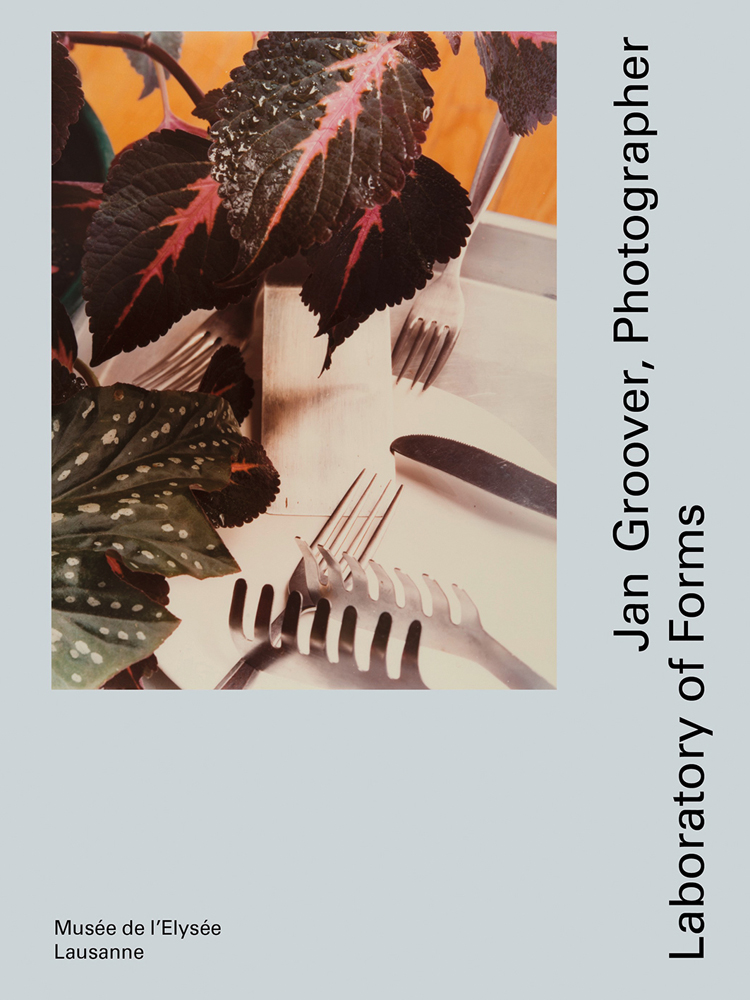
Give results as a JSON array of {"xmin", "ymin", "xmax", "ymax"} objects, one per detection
[
  {"xmin": 476, "ymin": 635, "xmax": 555, "ymax": 690},
  {"xmin": 215, "ymin": 655, "xmax": 259, "ymax": 689},
  {"xmin": 468, "ymin": 112, "xmax": 520, "ymax": 219},
  {"xmin": 440, "ymin": 114, "xmax": 520, "ymax": 280}
]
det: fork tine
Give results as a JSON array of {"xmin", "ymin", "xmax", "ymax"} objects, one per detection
[
  {"xmin": 411, "ymin": 325, "xmax": 443, "ymax": 386},
  {"xmin": 228, "ymin": 577, "xmax": 250, "ymax": 653},
  {"xmin": 337, "ymin": 605, "xmax": 358, "ymax": 666},
  {"xmin": 161, "ymin": 339, "xmax": 223, "ymax": 390},
  {"xmin": 295, "ymin": 537, "xmax": 324, "ymax": 597},
  {"xmin": 327, "ymin": 473, "xmax": 378, "ymax": 556},
  {"xmin": 136, "ymin": 329, "xmax": 207, "ymax": 385},
  {"xmin": 341, "ymin": 552, "xmax": 370, "ymax": 597},
  {"xmin": 395, "ymin": 320, "xmax": 433, "ymax": 383},
  {"xmin": 369, "ymin": 612, "xmax": 392, "ymax": 679},
  {"xmin": 138, "ymin": 331, "xmax": 220, "ymax": 390},
  {"xmin": 356, "ymin": 484, "xmax": 403, "ymax": 565},
  {"xmin": 451, "ymin": 584, "xmax": 483, "ymax": 629},
  {"xmin": 341, "ymin": 478, "xmax": 390, "ymax": 558},
  {"xmin": 400, "ymin": 620, "xmax": 422, "ymax": 683},
  {"xmin": 218, "ymin": 579, "xmax": 266, "ymax": 689},
  {"xmin": 280, "ymin": 590, "xmax": 302, "ymax": 648},
  {"xmin": 274, "ymin": 474, "xmax": 402, "ymax": 644},
  {"xmin": 318, "ymin": 545, "xmax": 347, "ymax": 589},
  {"xmin": 312, "ymin": 469, "xmax": 366, "ymax": 547},
  {"xmin": 394, "ymin": 568, "xmax": 426, "ymax": 615},
  {"xmin": 423, "ymin": 574, "xmax": 452, "ymax": 620},
  {"xmin": 422, "ymin": 325, "xmax": 461, "ymax": 391},
  {"xmin": 310, "ymin": 472, "xmax": 400, "ymax": 568},
  {"xmin": 254, "ymin": 583, "xmax": 275, "ymax": 639},
  {"xmin": 391, "ymin": 317, "xmax": 420, "ymax": 368},
  {"xmin": 309, "ymin": 598, "xmax": 331, "ymax": 654},
  {"xmin": 369, "ymin": 559, "xmax": 398, "ymax": 608}
]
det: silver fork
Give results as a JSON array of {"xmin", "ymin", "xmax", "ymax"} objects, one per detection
[
  {"xmin": 219, "ymin": 583, "xmax": 425, "ymax": 689},
  {"xmin": 269, "ymin": 469, "xmax": 402, "ymax": 639},
  {"xmin": 135, "ymin": 328, "xmax": 223, "ymax": 391},
  {"xmin": 392, "ymin": 112, "xmax": 520, "ymax": 390}
]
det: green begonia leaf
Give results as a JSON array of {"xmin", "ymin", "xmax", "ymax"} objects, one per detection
[
  {"xmin": 52, "ymin": 384, "xmax": 243, "ymax": 688},
  {"xmin": 52, "ymin": 550, "xmax": 177, "ymax": 689}
]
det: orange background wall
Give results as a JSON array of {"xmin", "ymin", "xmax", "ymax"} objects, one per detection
[{"xmin": 70, "ymin": 31, "xmax": 556, "ymax": 225}]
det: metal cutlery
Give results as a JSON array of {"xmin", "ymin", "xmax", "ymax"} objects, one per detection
[
  {"xmin": 218, "ymin": 582, "xmax": 425, "ymax": 690},
  {"xmin": 296, "ymin": 541, "xmax": 554, "ymax": 690},
  {"xmin": 391, "ymin": 434, "xmax": 557, "ymax": 518},
  {"xmin": 134, "ymin": 328, "xmax": 223, "ymax": 391},
  {"xmin": 392, "ymin": 111, "xmax": 520, "ymax": 390},
  {"xmin": 270, "ymin": 469, "xmax": 402, "ymax": 639}
]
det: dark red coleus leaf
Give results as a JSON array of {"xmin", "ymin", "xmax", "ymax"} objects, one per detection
[
  {"xmin": 192, "ymin": 87, "xmax": 225, "ymax": 125},
  {"xmin": 52, "ymin": 33, "xmax": 84, "ymax": 165},
  {"xmin": 52, "ymin": 359, "xmax": 86, "ymax": 405},
  {"xmin": 105, "ymin": 115, "xmax": 209, "ymax": 176},
  {"xmin": 197, "ymin": 344, "xmax": 254, "ymax": 424},
  {"xmin": 52, "ymin": 296, "xmax": 84, "ymax": 404},
  {"xmin": 389, "ymin": 32, "xmax": 441, "ymax": 71},
  {"xmin": 316, "ymin": 316, "xmax": 365, "ymax": 373},
  {"xmin": 301, "ymin": 155, "xmax": 472, "ymax": 367},
  {"xmin": 156, "ymin": 111, "xmax": 209, "ymax": 140},
  {"xmin": 209, "ymin": 32, "xmax": 434, "ymax": 288},
  {"xmin": 53, "ymin": 294, "xmax": 78, "ymax": 371},
  {"xmin": 474, "ymin": 32, "xmax": 557, "ymax": 136},
  {"xmin": 444, "ymin": 32, "xmax": 463, "ymax": 55},
  {"xmin": 52, "ymin": 180, "xmax": 103, "ymax": 300},
  {"xmin": 194, "ymin": 437, "xmax": 280, "ymax": 529},
  {"xmin": 82, "ymin": 129, "xmax": 256, "ymax": 366}
]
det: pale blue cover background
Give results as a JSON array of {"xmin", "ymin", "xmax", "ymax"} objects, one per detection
[{"xmin": 4, "ymin": 2, "xmax": 747, "ymax": 996}]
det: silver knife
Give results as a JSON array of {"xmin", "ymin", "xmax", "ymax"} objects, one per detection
[{"xmin": 391, "ymin": 434, "xmax": 556, "ymax": 518}]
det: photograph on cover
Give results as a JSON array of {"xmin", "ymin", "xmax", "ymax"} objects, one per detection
[{"xmin": 51, "ymin": 30, "xmax": 556, "ymax": 690}]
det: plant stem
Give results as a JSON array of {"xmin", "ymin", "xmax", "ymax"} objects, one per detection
[
  {"xmin": 63, "ymin": 31, "xmax": 205, "ymax": 106},
  {"xmin": 74, "ymin": 358, "xmax": 100, "ymax": 388},
  {"xmin": 155, "ymin": 63, "xmax": 171, "ymax": 119}
]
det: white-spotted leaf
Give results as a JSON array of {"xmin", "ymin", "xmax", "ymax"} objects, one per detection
[
  {"xmin": 52, "ymin": 551, "xmax": 178, "ymax": 689},
  {"xmin": 52, "ymin": 384, "xmax": 243, "ymax": 688}
]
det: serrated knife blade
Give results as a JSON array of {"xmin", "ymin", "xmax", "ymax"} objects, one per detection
[{"xmin": 391, "ymin": 434, "xmax": 556, "ymax": 518}]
